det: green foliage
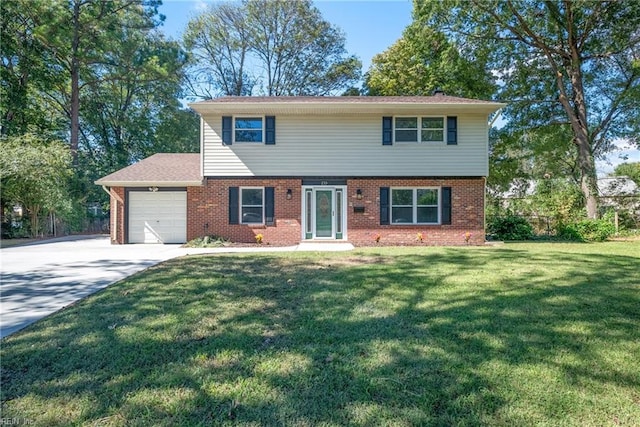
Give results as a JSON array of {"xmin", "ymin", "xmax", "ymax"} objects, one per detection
[
  {"xmin": 530, "ymin": 178, "xmax": 584, "ymax": 226},
  {"xmin": 184, "ymin": 0, "xmax": 361, "ymax": 97},
  {"xmin": 612, "ymin": 162, "xmax": 640, "ymax": 186},
  {"xmin": 1, "ymin": 0, "xmax": 197, "ymax": 233},
  {"xmin": 488, "ymin": 125, "xmax": 579, "ymax": 193},
  {"xmin": 364, "ymin": 23, "xmax": 495, "ymax": 98},
  {"xmin": 416, "ymin": 0, "xmax": 640, "ymax": 218},
  {"xmin": 558, "ymin": 219, "xmax": 616, "ymax": 242},
  {"xmin": 0, "ymin": 134, "xmax": 73, "ymax": 236},
  {"xmin": 487, "ymin": 214, "xmax": 534, "ymax": 240},
  {"xmin": 184, "ymin": 235, "xmax": 231, "ymax": 248}
]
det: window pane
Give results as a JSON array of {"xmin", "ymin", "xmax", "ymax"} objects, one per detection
[
  {"xmin": 235, "ymin": 130, "xmax": 262, "ymax": 142},
  {"xmin": 421, "ymin": 130, "xmax": 444, "ymax": 142},
  {"xmin": 392, "ymin": 189, "xmax": 413, "ymax": 205},
  {"xmin": 422, "ymin": 117, "xmax": 444, "ymax": 128},
  {"xmin": 417, "ymin": 189, "xmax": 438, "ymax": 205},
  {"xmin": 235, "ymin": 118, "xmax": 262, "ymax": 129},
  {"xmin": 306, "ymin": 190, "xmax": 312, "ymax": 234},
  {"xmin": 235, "ymin": 118, "xmax": 262, "ymax": 142},
  {"xmin": 242, "ymin": 188, "xmax": 262, "ymax": 205},
  {"xmin": 417, "ymin": 207, "xmax": 438, "ymax": 223},
  {"xmin": 392, "ymin": 207, "xmax": 413, "ymax": 223},
  {"xmin": 241, "ymin": 207, "xmax": 263, "ymax": 223},
  {"xmin": 395, "ymin": 117, "xmax": 417, "ymax": 129},
  {"xmin": 395, "ymin": 130, "xmax": 418, "ymax": 142}
]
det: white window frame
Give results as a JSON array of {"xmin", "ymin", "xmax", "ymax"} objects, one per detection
[
  {"xmin": 390, "ymin": 187, "xmax": 441, "ymax": 225},
  {"xmin": 394, "ymin": 116, "xmax": 446, "ymax": 143},
  {"xmin": 240, "ymin": 187, "xmax": 264, "ymax": 224},
  {"xmin": 234, "ymin": 116, "xmax": 264, "ymax": 144}
]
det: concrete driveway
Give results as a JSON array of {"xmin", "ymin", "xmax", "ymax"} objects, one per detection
[{"xmin": 0, "ymin": 235, "xmax": 187, "ymax": 339}]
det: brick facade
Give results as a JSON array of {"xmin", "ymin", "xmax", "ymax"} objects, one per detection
[
  {"xmin": 187, "ymin": 178, "xmax": 303, "ymax": 246},
  {"xmin": 110, "ymin": 177, "xmax": 485, "ymax": 246},
  {"xmin": 346, "ymin": 178, "xmax": 485, "ymax": 246},
  {"xmin": 109, "ymin": 187, "xmax": 126, "ymax": 244}
]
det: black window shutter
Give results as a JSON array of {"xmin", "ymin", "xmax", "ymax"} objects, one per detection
[
  {"xmin": 382, "ymin": 117, "xmax": 393, "ymax": 145},
  {"xmin": 222, "ymin": 116, "xmax": 233, "ymax": 145},
  {"xmin": 447, "ymin": 116, "xmax": 457, "ymax": 145},
  {"xmin": 265, "ymin": 116, "xmax": 276, "ymax": 145},
  {"xmin": 265, "ymin": 187, "xmax": 275, "ymax": 225},
  {"xmin": 380, "ymin": 187, "xmax": 390, "ymax": 225},
  {"xmin": 442, "ymin": 187, "xmax": 452, "ymax": 224},
  {"xmin": 229, "ymin": 187, "xmax": 239, "ymax": 224}
]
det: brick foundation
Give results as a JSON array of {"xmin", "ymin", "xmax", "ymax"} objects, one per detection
[{"xmin": 111, "ymin": 177, "xmax": 485, "ymax": 246}]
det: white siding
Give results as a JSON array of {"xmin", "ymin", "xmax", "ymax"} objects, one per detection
[{"xmin": 202, "ymin": 113, "xmax": 489, "ymax": 177}]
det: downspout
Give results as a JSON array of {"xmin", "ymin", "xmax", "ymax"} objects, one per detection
[
  {"xmin": 101, "ymin": 185, "xmax": 116, "ymax": 243},
  {"xmin": 489, "ymin": 108, "xmax": 503, "ymax": 128},
  {"xmin": 486, "ymin": 110, "xmax": 502, "ymax": 243}
]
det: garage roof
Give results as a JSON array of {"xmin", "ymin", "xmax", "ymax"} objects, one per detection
[{"xmin": 95, "ymin": 153, "xmax": 202, "ymax": 187}]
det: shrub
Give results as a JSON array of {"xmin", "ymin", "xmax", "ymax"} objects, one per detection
[
  {"xmin": 558, "ymin": 219, "xmax": 615, "ymax": 242},
  {"xmin": 184, "ymin": 235, "xmax": 230, "ymax": 248},
  {"xmin": 487, "ymin": 214, "xmax": 534, "ymax": 240}
]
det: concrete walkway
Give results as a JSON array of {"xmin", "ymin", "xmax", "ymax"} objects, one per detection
[{"xmin": 0, "ymin": 235, "xmax": 353, "ymax": 338}]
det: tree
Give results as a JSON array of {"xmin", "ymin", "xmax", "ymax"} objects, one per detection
[
  {"xmin": 612, "ymin": 162, "xmax": 640, "ymax": 186},
  {"xmin": 184, "ymin": 0, "xmax": 361, "ymax": 97},
  {"xmin": 0, "ymin": 135, "xmax": 73, "ymax": 237},
  {"xmin": 417, "ymin": 0, "xmax": 640, "ymax": 218},
  {"xmin": 364, "ymin": 23, "xmax": 495, "ymax": 98},
  {"xmin": 184, "ymin": 2, "xmax": 254, "ymax": 98},
  {"xmin": 2, "ymin": 0, "xmax": 196, "ymax": 234},
  {"xmin": 0, "ymin": 0, "xmax": 66, "ymax": 137},
  {"xmin": 4, "ymin": 0, "xmax": 166, "ymax": 165}
]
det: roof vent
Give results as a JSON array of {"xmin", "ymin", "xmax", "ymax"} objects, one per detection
[{"xmin": 432, "ymin": 88, "xmax": 445, "ymax": 96}]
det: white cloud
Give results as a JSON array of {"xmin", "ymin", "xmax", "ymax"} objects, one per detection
[
  {"xmin": 597, "ymin": 138, "xmax": 640, "ymax": 177},
  {"xmin": 193, "ymin": 0, "xmax": 209, "ymax": 12}
]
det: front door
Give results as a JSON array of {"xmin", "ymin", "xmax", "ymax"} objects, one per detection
[{"xmin": 303, "ymin": 187, "xmax": 345, "ymax": 240}]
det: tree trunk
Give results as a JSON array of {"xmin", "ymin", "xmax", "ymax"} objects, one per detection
[
  {"xmin": 70, "ymin": 0, "xmax": 81, "ymax": 167},
  {"xmin": 29, "ymin": 205, "xmax": 40, "ymax": 238},
  {"xmin": 576, "ymin": 136, "xmax": 599, "ymax": 219}
]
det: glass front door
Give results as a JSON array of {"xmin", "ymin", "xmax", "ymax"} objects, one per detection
[
  {"xmin": 303, "ymin": 187, "xmax": 345, "ymax": 240},
  {"xmin": 315, "ymin": 190, "xmax": 333, "ymax": 238}
]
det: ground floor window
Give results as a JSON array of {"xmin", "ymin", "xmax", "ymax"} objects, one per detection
[
  {"xmin": 241, "ymin": 187, "xmax": 264, "ymax": 224},
  {"xmin": 391, "ymin": 188, "xmax": 439, "ymax": 224}
]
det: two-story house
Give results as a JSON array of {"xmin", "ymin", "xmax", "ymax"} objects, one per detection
[{"xmin": 96, "ymin": 95, "xmax": 504, "ymax": 245}]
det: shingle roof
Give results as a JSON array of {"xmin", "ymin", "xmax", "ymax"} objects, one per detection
[
  {"xmin": 95, "ymin": 153, "xmax": 202, "ymax": 186},
  {"xmin": 598, "ymin": 177, "xmax": 639, "ymax": 197},
  {"xmin": 192, "ymin": 94, "xmax": 501, "ymax": 105}
]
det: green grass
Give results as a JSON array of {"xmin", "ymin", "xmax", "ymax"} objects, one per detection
[{"xmin": 2, "ymin": 242, "xmax": 639, "ymax": 426}]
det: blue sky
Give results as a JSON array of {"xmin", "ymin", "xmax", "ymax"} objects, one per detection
[{"xmin": 157, "ymin": 0, "xmax": 413, "ymax": 71}]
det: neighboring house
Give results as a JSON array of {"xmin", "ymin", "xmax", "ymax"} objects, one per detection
[
  {"xmin": 96, "ymin": 95, "xmax": 504, "ymax": 245},
  {"xmin": 598, "ymin": 177, "xmax": 640, "ymax": 223}
]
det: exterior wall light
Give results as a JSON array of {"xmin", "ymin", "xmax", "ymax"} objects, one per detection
[
  {"xmin": 356, "ymin": 189, "xmax": 363, "ymax": 200},
  {"xmin": 286, "ymin": 189, "xmax": 292, "ymax": 200}
]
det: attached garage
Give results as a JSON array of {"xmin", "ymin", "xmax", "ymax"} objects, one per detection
[
  {"xmin": 95, "ymin": 153, "xmax": 203, "ymax": 245},
  {"xmin": 128, "ymin": 191, "xmax": 187, "ymax": 244}
]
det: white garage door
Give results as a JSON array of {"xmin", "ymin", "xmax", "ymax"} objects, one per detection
[{"xmin": 128, "ymin": 191, "xmax": 187, "ymax": 244}]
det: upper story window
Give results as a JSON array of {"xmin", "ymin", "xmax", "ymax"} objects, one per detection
[
  {"xmin": 235, "ymin": 117, "xmax": 263, "ymax": 143},
  {"xmin": 394, "ymin": 117, "xmax": 445, "ymax": 143}
]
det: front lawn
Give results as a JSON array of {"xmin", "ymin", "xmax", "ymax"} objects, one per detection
[{"xmin": 2, "ymin": 242, "xmax": 639, "ymax": 426}]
